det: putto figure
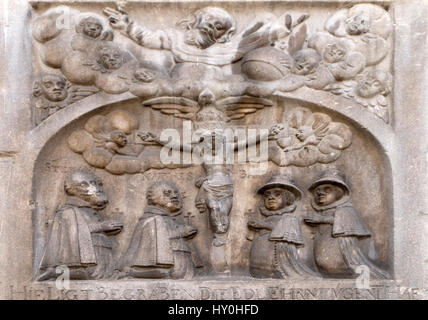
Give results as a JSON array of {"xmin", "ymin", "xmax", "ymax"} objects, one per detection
[
  {"xmin": 324, "ymin": 4, "xmax": 392, "ymax": 66},
  {"xmin": 247, "ymin": 175, "xmax": 320, "ymax": 279},
  {"xmin": 37, "ymin": 171, "xmax": 123, "ymax": 281},
  {"xmin": 121, "ymin": 181, "xmax": 200, "ymax": 279},
  {"xmin": 304, "ymin": 169, "xmax": 389, "ymax": 279}
]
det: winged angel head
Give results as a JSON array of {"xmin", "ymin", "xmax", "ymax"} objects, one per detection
[{"xmin": 269, "ymin": 108, "xmax": 353, "ymax": 167}]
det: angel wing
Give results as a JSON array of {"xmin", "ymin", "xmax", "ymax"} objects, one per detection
[
  {"xmin": 214, "ymin": 96, "xmax": 275, "ymax": 121},
  {"xmin": 142, "ymin": 96, "xmax": 201, "ymax": 120},
  {"xmin": 68, "ymin": 85, "xmax": 100, "ymax": 103}
]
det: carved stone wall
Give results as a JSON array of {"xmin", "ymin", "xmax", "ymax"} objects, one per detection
[{"xmin": 0, "ymin": 0, "xmax": 427, "ymax": 300}]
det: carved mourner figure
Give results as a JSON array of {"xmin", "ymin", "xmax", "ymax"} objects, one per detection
[
  {"xmin": 247, "ymin": 175, "xmax": 320, "ymax": 279},
  {"xmin": 304, "ymin": 169, "xmax": 388, "ymax": 279},
  {"xmin": 121, "ymin": 181, "xmax": 199, "ymax": 279},
  {"xmin": 37, "ymin": 171, "xmax": 123, "ymax": 281}
]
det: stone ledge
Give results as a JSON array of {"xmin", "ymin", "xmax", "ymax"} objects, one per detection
[{"xmin": 4, "ymin": 279, "xmax": 425, "ymax": 300}]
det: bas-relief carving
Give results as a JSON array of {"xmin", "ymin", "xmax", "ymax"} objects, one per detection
[
  {"xmin": 247, "ymin": 175, "xmax": 321, "ymax": 279},
  {"xmin": 32, "ymin": 3, "xmax": 393, "ymax": 125},
  {"xmin": 121, "ymin": 181, "xmax": 201, "ymax": 279},
  {"xmin": 247, "ymin": 171, "xmax": 388, "ymax": 280},
  {"xmin": 37, "ymin": 171, "xmax": 123, "ymax": 281},
  {"xmin": 303, "ymin": 169, "xmax": 389, "ymax": 279},
  {"xmin": 268, "ymin": 108, "xmax": 353, "ymax": 167},
  {"xmin": 31, "ymin": 3, "xmax": 392, "ymax": 283},
  {"xmin": 33, "ymin": 74, "xmax": 99, "ymax": 125}
]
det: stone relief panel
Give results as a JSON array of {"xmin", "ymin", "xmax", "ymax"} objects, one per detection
[
  {"xmin": 32, "ymin": 96, "xmax": 391, "ymax": 281},
  {"xmin": 31, "ymin": 3, "xmax": 393, "ymax": 127},
  {"xmin": 29, "ymin": 2, "xmax": 393, "ymax": 283}
]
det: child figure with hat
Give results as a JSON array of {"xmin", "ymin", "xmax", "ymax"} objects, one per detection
[
  {"xmin": 304, "ymin": 169, "xmax": 388, "ymax": 279},
  {"xmin": 247, "ymin": 174, "xmax": 320, "ymax": 279}
]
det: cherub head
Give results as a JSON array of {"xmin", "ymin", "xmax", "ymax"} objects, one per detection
[
  {"xmin": 110, "ymin": 130, "xmax": 127, "ymax": 148},
  {"xmin": 323, "ymin": 42, "xmax": 347, "ymax": 63},
  {"xmin": 310, "ymin": 169, "xmax": 349, "ymax": 208},
  {"xmin": 257, "ymin": 175, "xmax": 302, "ymax": 211},
  {"xmin": 64, "ymin": 171, "xmax": 109, "ymax": 210},
  {"xmin": 77, "ymin": 16, "xmax": 103, "ymax": 39},
  {"xmin": 291, "ymin": 49, "xmax": 321, "ymax": 75},
  {"xmin": 134, "ymin": 68, "xmax": 158, "ymax": 83},
  {"xmin": 179, "ymin": 7, "xmax": 236, "ymax": 49},
  {"xmin": 146, "ymin": 181, "xmax": 183, "ymax": 213},
  {"xmin": 295, "ymin": 125, "xmax": 315, "ymax": 142},
  {"xmin": 346, "ymin": 11, "xmax": 371, "ymax": 35},
  {"xmin": 33, "ymin": 74, "xmax": 69, "ymax": 102},
  {"xmin": 290, "ymin": 112, "xmax": 330, "ymax": 142},
  {"xmin": 356, "ymin": 70, "xmax": 392, "ymax": 98},
  {"xmin": 263, "ymin": 188, "xmax": 296, "ymax": 211},
  {"xmin": 96, "ymin": 46, "xmax": 124, "ymax": 70}
]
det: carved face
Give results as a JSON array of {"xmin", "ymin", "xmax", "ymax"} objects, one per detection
[
  {"xmin": 292, "ymin": 49, "xmax": 321, "ymax": 75},
  {"xmin": 356, "ymin": 72, "xmax": 387, "ymax": 98},
  {"xmin": 313, "ymin": 183, "xmax": 343, "ymax": 207},
  {"xmin": 40, "ymin": 75, "xmax": 68, "ymax": 102},
  {"xmin": 323, "ymin": 43, "xmax": 346, "ymax": 63},
  {"xmin": 98, "ymin": 48, "xmax": 123, "ymax": 70},
  {"xmin": 295, "ymin": 125, "xmax": 314, "ymax": 142},
  {"xmin": 65, "ymin": 172, "xmax": 109, "ymax": 210},
  {"xmin": 196, "ymin": 10, "xmax": 232, "ymax": 42},
  {"xmin": 80, "ymin": 17, "xmax": 103, "ymax": 39},
  {"xmin": 149, "ymin": 183, "xmax": 182, "ymax": 213},
  {"xmin": 346, "ymin": 12, "xmax": 371, "ymax": 35},
  {"xmin": 263, "ymin": 187, "xmax": 295, "ymax": 211},
  {"xmin": 134, "ymin": 68, "xmax": 158, "ymax": 83},
  {"xmin": 110, "ymin": 130, "xmax": 127, "ymax": 147},
  {"xmin": 184, "ymin": 7, "xmax": 234, "ymax": 49},
  {"xmin": 195, "ymin": 107, "xmax": 227, "ymax": 131}
]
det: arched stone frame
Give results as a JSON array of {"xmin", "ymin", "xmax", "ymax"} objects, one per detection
[
  {"xmin": 1, "ymin": 0, "xmax": 426, "ymax": 299},
  {"xmin": 27, "ymin": 88, "xmax": 395, "ymax": 279}
]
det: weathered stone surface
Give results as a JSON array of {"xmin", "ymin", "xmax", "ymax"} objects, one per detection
[{"xmin": 0, "ymin": 0, "xmax": 427, "ymax": 300}]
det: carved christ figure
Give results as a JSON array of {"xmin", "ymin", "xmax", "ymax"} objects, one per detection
[{"xmin": 139, "ymin": 90, "xmax": 280, "ymax": 247}]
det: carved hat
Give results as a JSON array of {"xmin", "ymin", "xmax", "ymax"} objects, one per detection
[
  {"xmin": 256, "ymin": 174, "xmax": 303, "ymax": 199},
  {"xmin": 309, "ymin": 169, "xmax": 350, "ymax": 193}
]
